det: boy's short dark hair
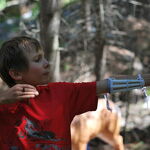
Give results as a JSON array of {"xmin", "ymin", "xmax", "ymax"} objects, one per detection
[{"xmin": 0, "ymin": 36, "xmax": 42, "ymax": 87}]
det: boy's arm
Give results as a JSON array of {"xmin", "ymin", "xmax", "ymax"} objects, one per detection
[
  {"xmin": 96, "ymin": 79, "xmax": 108, "ymax": 96},
  {"xmin": 0, "ymin": 84, "xmax": 39, "ymax": 104},
  {"xmin": 96, "ymin": 74, "xmax": 150, "ymax": 96}
]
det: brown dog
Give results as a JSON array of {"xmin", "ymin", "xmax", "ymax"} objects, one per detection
[{"xmin": 71, "ymin": 99, "xmax": 124, "ymax": 150}]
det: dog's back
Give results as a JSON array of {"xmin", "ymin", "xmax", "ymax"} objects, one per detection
[{"xmin": 71, "ymin": 98, "xmax": 124, "ymax": 150}]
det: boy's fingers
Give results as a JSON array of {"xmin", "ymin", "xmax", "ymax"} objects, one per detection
[
  {"xmin": 22, "ymin": 91, "xmax": 39, "ymax": 96},
  {"xmin": 16, "ymin": 91, "xmax": 39, "ymax": 97},
  {"xmin": 18, "ymin": 95, "xmax": 36, "ymax": 99},
  {"xmin": 16, "ymin": 84, "xmax": 39, "ymax": 95},
  {"xmin": 21, "ymin": 84, "xmax": 37, "ymax": 90},
  {"xmin": 22, "ymin": 88, "xmax": 39, "ymax": 95},
  {"xmin": 11, "ymin": 84, "xmax": 39, "ymax": 100}
]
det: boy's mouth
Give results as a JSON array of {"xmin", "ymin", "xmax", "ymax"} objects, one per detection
[{"xmin": 43, "ymin": 71, "xmax": 50, "ymax": 75}]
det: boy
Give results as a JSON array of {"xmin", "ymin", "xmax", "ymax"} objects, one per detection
[{"xmin": 0, "ymin": 36, "xmax": 150, "ymax": 150}]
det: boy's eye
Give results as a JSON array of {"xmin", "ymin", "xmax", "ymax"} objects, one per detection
[{"xmin": 34, "ymin": 56, "xmax": 42, "ymax": 62}]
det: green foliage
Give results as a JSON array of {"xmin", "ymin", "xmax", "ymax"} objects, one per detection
[
  {"xmin": 0, "ymin": 0, "xmax": 6, "ymax": 11},
  {"xmin": 146, "ymin": 88, "xmax": 150, "ymax": 96},
  {"xmin": 31, "ymin": 2, "xmax": 40, "ymax": 19},
  {"xmin": 64, "ymin": 63, "xmax": 71, "ymax": 71},
  {"xmin": 63, "ymin": 0, "xmax": 79, "ymax": 6},
  {"xmin": 0, "ymin": 40, "xmax": 5, "ymax": 47},
  {"xmin": 130, "ymin": 142, "xmax": 149, "ymax": 150}
]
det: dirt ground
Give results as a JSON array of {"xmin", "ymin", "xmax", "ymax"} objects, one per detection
[{"xmin": 89, "ymin": 143, "xmax": 150, "ymax": 150}]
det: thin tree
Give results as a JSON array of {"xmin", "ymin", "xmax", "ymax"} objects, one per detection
[
  {"xmin": 94, "ymin": 0, "xmax": 106, "ymax": 81},
  {"xmin": 39, "ymin": 0, "xmax": 62, "ymax": 81},
  {"xmin": 81, "ymin": 0, "xmax": 94, "ymax": 52}
]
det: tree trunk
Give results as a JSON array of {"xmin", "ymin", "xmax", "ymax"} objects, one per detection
[
  {"xmin": 82, "ymin": 0, "xmax": 92, "ymax": 51},
  {"xmin": 82, "ymin": 0, "xmax": 92, "ymax": 33},
  {"xmin": 94, "ymin": 0, "xmax": 105, "ymax": 81},
  {"xmin": 39, "ymin": 0, "xmax": 61, "ymax": 81}
]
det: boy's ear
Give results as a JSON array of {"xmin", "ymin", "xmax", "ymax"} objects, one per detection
[{"xmin": 9, "ymin": 69, "xmax": 23, "ymax": 81}]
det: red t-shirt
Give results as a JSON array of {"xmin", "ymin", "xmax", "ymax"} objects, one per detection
[{"xmin": 0, "ymin": 82, "xmax": 98, "ymax": 150}]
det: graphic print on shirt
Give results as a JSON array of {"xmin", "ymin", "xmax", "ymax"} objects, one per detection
[{"xmin": 18, "ymin": 118, "xmax": 64, "ymax": 142}]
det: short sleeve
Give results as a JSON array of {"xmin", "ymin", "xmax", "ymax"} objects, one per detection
[
  {"xmin": 45, "ymin": 82, "xmax": 98, "ymax": 121},
  {"xmin": 68, "ymin": 82, "xmax": 98, "ymax": 117}
]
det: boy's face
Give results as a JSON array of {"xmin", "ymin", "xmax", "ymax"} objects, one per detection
[{"xmin": 20, "ymin": 49, "xmax": 50, "ymax": 86}]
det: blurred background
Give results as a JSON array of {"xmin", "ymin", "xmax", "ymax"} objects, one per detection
[{"xmin": 0, "ymin": 0, "xmax": 150, "ymax": 149}]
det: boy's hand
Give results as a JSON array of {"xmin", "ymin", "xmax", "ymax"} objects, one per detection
[{"xmin": 0, "ymin": 84, "xmax": 39, "ymax": 104}]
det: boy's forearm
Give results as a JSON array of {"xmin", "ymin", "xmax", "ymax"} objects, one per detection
[
  {"xmin": 110, "ymin": 74, "xmax": 150, "ymax": 86},
  {"xmin": 96, "ymin": 74, "xmax": 150, "ymax": 95},
  {"xmin": 96, "ymin": 79, "xmax": 108, "ymax": 96}
]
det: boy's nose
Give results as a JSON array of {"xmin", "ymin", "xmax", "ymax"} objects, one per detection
[{"xmin": 43, "ymin": 59, "xmax": 50, "ymax": 68}]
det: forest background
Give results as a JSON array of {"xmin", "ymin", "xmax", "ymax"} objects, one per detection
[{"xmin": 0, "ymin": 0, "xmax": 150, "ymax": 149}]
